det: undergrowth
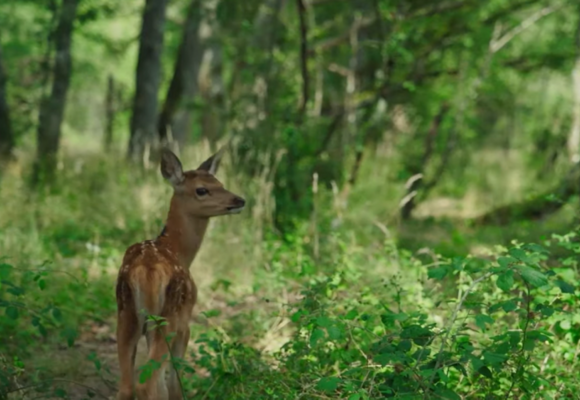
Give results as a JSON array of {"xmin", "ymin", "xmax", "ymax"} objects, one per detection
[{"xmin": 0, "ymin": 152, "xmax": 579, "ymax": 399}]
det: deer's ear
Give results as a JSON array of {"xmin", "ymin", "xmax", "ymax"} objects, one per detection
[
  {"xmin": 160, "ymin": 148, "xmax": 184, "ymax": 187},
  {"xmin": 197, "ymin": 147, "xmax": 225, "ymax": 175}
]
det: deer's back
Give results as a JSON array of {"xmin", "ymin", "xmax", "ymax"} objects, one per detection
[{"xmin": 115, "ymin": 240, "xmax": 197, "ymax": 319}]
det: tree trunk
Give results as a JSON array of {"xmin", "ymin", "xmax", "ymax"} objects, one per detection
[
  {"xmin": 251, "ymin": 0, "xmax": 285, "ymax": 122},
  {"xmin": 198, "ymin": 0, "xmax": 224, "ymax": 148},
  {"xmin": 33, "ymin": 0, "xmax": 78, "ymax": 184},
  {"xmin": 400, "ymin": 103, "xmax": 450, "ymax": 220},
  {"xmin": 296, "ymin": 0, "xmax": 309, "ymax": 119},
  {"xmin": 158, "ymin": 0, "xmax": 202, "ymax": 150},
  {"xmin": 128, "ymin": 0, "xmax": 169, "ymax": 163},
  {"xmin": 0, "ymin": 45, "xmax": 14, "ymax": 162},
  {"xmin": 567, "ymin": 4, "xmax": 580, "ymax": 163},
  {"xmin": 104, "ymin": 75, "xmax": 116, "ymax": 150}
]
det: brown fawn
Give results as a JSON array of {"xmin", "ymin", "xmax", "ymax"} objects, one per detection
[{"xmin": 115, "ymin": 148, "xmax": 245, "ymax": 400}]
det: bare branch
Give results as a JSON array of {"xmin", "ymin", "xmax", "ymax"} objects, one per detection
[{"xmin": 490, "ymin": 4, "xmax": 564, "ymax": 53}]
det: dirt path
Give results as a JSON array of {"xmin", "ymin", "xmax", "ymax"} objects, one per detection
[{"xmin": 49, "ymin": 292, "xmax": 292, "ymax": 400}]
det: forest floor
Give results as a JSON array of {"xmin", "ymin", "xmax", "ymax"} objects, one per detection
[{"xmin": 54, "ymin": 289, "xmax": 291, "ymax": 400}]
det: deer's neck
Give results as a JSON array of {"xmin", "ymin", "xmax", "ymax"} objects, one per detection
[{"xmin": 156, "ymin": 198, "xmax": 209, "ymax": 268}]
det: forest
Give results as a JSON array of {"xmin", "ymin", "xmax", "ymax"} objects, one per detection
[{"xmin": 1, "ymin": 0, "xmax": 580, "ymax": 398}]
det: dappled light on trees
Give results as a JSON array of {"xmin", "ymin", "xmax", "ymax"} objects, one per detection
[{"xmin": 0, "ymin": 0, "xmax": 580, "ymax": 398}]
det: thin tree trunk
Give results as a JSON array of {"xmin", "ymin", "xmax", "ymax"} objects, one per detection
[
  {"xmin": 158, "ymin": 0, "xmax": 201, "ymax": 150},
  {"xmin": 567, "ymin": 4, "xmax": 580, "ymax": 163},
  {"xmin": 251, "ymin": 0, "xmax": 285, "ymax": 124},
  {"xmin": 0, "ymin": 45, "xmax": 14, "ymax": 161},
  {"xmin": 400, "ymin": 103, "xmax": 450, "ymax": 220},
  {"xmin": 296, "ymin": 0, "xmax": 309, "ymax": 119},
  {"xmin": 33, "ymin": 0, "xmax": 78, "ymax": 183},
  {"xmin": 198, "ymin": 0, "xmax": 224, "ymax": 148},
  {"xmin": 104, "ymin": 75, "xmax": 116, "ymax": 150},
  {"xmin": 128, "ymin": 0, "xmax": 169, "ymax": 163}
]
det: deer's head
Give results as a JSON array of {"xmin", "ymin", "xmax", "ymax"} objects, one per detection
[{"xmin": 160, "ymin": 148, "xmax": 245, "ymax": 218}]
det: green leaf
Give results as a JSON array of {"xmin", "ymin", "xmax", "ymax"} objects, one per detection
[
  {"xmin": 517, "ymin": 265, "xmax": 548, "ymax": 287},
  {"xmin": 0, "ymin": 263, "xmax": 12, "ymax": 279},
  {"xmin": 478, "ymin": 366, "xmax": 493, "ymax": 379},
  {"xmin": 428, "ymin": 266, "xmax": 448, "ymax": 280},
  {"xmin": 6, "ymin": 285, "xmax": 24, "ymax": 296},
  {"xmin": 475, "ymin": 314, "xmax": 494, "ymax": 331},
  {"xmin": 501, "ymin": 300, "xmax": 518, "ymax": 312},
  {"xmin": 482, "ymin": 351, "xmax": 508, "ymax": 365},
  {"xmin": 523, "ymin": 338, "xmax": 536, "ymax": 351},
  {"xmin": 201, "ymin": 309, "xmax": 221, "ymax": 318},
  {"xmin": 555, "ymin": 280, "xmax": 575, "ymax": 294},
  {"xmin": 327, "ymin": 325, "xmax": 343, "ymax": 341},
  {"xmin": 291, "ymin": 310, "xmax": 306, "ymax": 322},
  {"xmin": 316, "ymin": 377, "xmax": 340, "ymax": 392},
  {"xmin": 38, "ymin": 279, "xmax": 46, "ymax": 290},
  {"xmin": 451, "ymin": 257, "xmax": 464, "ymax": 271},
  {"xmin": 61, "ymin": 327, "xmax": 78, "ymax": 347},
  {"xmin": 344, "ymin": 309, "xmax": 358, "ymax": 320},
  {"xmin": 496, "ymin": 270, "xmax": 514, "ymax": 292},
  {"xmin": 37, "ymin": 322, "xmax": 48, "ymax": 337},
  {"xmin": 401, "ymin": 325, "xmax": 432, "ymax": 346},
  {"xmin": 6, "ymin": 306, "xmax": 18, "ymax": 320},
  {"xmin": 88, "ymin": 352, "xmax": 101, "ymax": 371},
  {"xmin": 52, "ymin": 307, "xmax": 62, "ymax": 321},
  {"xmin": 397, "ymin": 340, "xmax": 412, "ymax": 352},
  {"xmin": 138, "ymin": 359, "xmax": 161, "ymax": 384},
  {"xmin": 509, "ymin": 248, "xmax": 531, "ymax": 262},
  {"xmin": 316, "ymin": 316, "xmax": 332, "ymax": 328},
  {"xmin": 348, "ymin": 394, "xmax": 361, "ymax": 400},
  {"xmin": 310, "ymin": 328, "xmax": 325, "ymax": 347},
  {"xmin": 507, "ymin": 331, "xmax": 521, "ymax": 347},
  {"xmin": 435, "ymin": 388, "xmax": 461, "ymax": 400},
  {"xmin": 381, "ymin": 312, "xmax": 407, "ymax": 327},
  {"xmin": 471, "ymin": 356, "xmax": 483, "ymax": 371},
  {"xmin": 523, "ymin": 243, "xmax": 548, "ymax": 254},
  {"xmin": 527, "ymin": 330, "xmax": 552, "ymax": 343},
  {"xmin": 497, "ymin": 256, "xmax": 517, "ymax": 269}
]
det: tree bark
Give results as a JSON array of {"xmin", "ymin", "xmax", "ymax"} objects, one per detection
[
  {"xmin": 401, "ymin": 103, "xmax": 450, "ymax": 220},
  {"xmin": 567, "ymin": 4, "xmax": 580, "ymax": 163},
  {"xmin": 158, "ymin": 0, "xmax": 202, "ymax": 149},
  {"xmin": 0, "ymin": 45, "xmax": 14, "ymax": 161},
  {"xmin": 251, "ymin": 0, "xmax": 285, "ymax": 121},
  {"xmin": 128, "ymin": 0, "xmax": 169, "ymax": 162},
  {"xmin": 104, "ymin": 75, "xmax": 116, "ymax": 150},
  {"xmin": 198, "ymin": 0, "xmax": 225, "ymax": 147},
  {"xmin": 33, "ymin": 0, "xmax": 78, "ymax": 183},
  {"xmin": 296, "ymin": 0, "xmax": 309, "ymax": 119}
]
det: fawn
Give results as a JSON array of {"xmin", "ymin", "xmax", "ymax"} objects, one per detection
[{"xmin": 115, "ymin": 148, "xmax": 245, "ymax": 400}]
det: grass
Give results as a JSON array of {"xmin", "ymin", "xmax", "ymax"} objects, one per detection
[{"xmin": 0, "ymin": 141, "xmax": 579, "ymax": 399}]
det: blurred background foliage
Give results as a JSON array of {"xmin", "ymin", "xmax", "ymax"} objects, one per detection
[{"xmin": 1, "ymin": 0, "xmax": 580, "ymax": 398}]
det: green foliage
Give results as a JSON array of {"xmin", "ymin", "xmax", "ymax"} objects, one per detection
[
  {"xmin": 134, "ymin": 230, "xmax": 580, "ymax": 399},
  {"xmin": 1, "ymin": 0, "xmax": 580, "ymax": 398}
]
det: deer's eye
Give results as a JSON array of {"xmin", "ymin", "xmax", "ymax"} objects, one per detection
[{"xmin": 195, "ymin": 187, "xmax": 209, "ymax": 196}]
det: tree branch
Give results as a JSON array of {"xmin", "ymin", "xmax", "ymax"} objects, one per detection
[{"xmin": 490, "ymin": 3, "xmax": 563, "ymax": 53}]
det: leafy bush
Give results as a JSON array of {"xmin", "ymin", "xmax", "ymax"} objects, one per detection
[{"xmin": 133, "ymin": 230, "xmax": 580, "ymax": 399}]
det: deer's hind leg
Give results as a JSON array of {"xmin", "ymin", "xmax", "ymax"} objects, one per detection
[
  {"xmin": 116, "ymin": 308, "xmax": 141, "ymax": 400},
  {"xmin": 167, "ymin": 323, "xmax": 190, "ymax": 400},
  {"xmin": 136, "ymin": 318, "xmax": 178, "ymax": 400}
]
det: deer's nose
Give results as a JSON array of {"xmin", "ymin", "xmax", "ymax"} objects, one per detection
[{"xmin": 233, "ymin": 196, "xmax": 246, "ymax": 207}]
